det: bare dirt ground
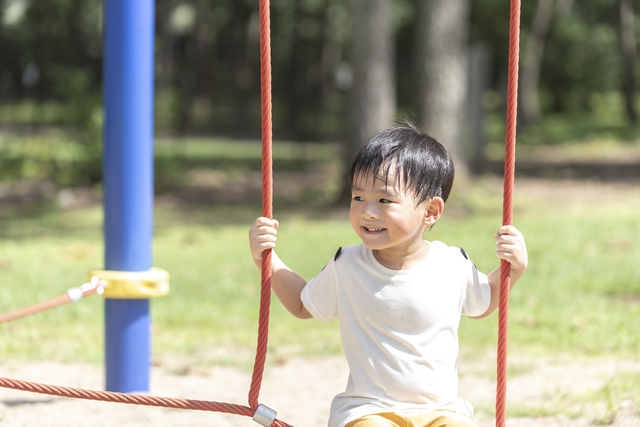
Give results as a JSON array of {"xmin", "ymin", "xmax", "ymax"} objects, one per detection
[{"xmin": 1, "ymin": 353, "xmax": 640, "ymax": 427}]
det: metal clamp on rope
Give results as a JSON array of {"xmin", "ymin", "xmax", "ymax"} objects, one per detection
[
  {"xmin": 88, "ymin": 268, "xmax": 169, "ymax": 299},
  {"xmin": 67, "ymin": 277, "xmax": 106, "ymax": 302},
  {"xmin": 252, "ymin": 404, "xmax": 277, "ymax": 426}
]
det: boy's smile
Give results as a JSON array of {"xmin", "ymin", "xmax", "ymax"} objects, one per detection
[
  {"xmin": 349, "ymin": 171, "xmax": 443, "ymax": 270},
  {"xmin": 363, "ymin": 227, "xmax": 385, "ymax": 233}
]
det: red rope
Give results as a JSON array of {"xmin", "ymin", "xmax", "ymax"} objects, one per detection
[
  {"xmin": 496, "ymin": 1, "xmax": 520, "ymax": 426},
  {"xmin": 0, "ymin": 1, "xmax": 284, "ymax": 425},
  {"xmin": 0, "ymin": 280, "xmax": 104, "ymax": 324},
  {"xmin": 0, "ymin": 294, "xmax": 75, "ymax": 324},
  {"xmin": 1, "ymin": 2, "xmax": 519, "ymax": 426},
  {"xmin": 0, "ymin": 377, "xmax": 293, "ymax": 427},
  {"xmin": 249, "ymin": 0, "xmax": 274, "ymax": 413}
]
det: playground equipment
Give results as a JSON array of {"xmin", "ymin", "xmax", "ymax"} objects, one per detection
[
  {"xmin": 496, "ymin": 1, "xmax": 520, "ymax": 425},
  {"xmin": 0, "ymin": 277, "xmax": 105, "ymax": 324},
  {"xmin": 102, "ymin": 0, "xmax": 160, "ymax": 394},
  {"xmin": 0, "ymin": 0, "xmax": 521, "ymax": 426}
]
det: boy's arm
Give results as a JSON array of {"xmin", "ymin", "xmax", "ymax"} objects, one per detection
[
  {"xmin": 249, "ymin": 217, "xmax": 312, "ymax": 319},
  {"xmin": 469, "ymin": 225, "xmax": 528, "ymax": 320}
]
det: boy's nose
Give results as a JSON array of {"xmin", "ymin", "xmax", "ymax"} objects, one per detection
[{"xmin": 361, "ymin": 204, "xmax": 379, "ymax": 219}]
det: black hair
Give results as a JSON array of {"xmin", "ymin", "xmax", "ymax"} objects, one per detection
[{"xmin": 348, "ymin": 121, "xmax": 455, "ymax": 204}]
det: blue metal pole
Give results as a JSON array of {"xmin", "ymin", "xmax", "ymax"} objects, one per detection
[{"xmin": 103, "ymin": 0, "xmax": 155, "ymax": 393}]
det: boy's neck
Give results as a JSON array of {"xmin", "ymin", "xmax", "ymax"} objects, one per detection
[{"xmin": 372, "ymin": 240, "xmax": 429, "ymax": 270}]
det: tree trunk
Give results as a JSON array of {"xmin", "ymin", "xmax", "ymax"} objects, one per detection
[
  {"xmin": 347, "ymin": 0, "xmax": 396, "ymax": 164},
  {"xmin": 286, "ymin": 0, "xmax": 303, "ymax": 139},
  {"xmin": 555, "ymin": 0, "xmax": 574, "ymax": 18},
  {"xmin": 619, "ymin": 0, "xmax": 637, "ymax": 123},
  {"xmin": 338, "ymin": 0, "xmax": 395, "ymax": 203},
  {"xmin": 416, "ymin": 0, "xmax": 470, "ymax": 179},
  {"xmin": 520, "ymin": 0, "xmax": 555, "ymax": 126},
  {"xmin": 468, "ymin": 43, "xmax": 492, "ymax": 174}
]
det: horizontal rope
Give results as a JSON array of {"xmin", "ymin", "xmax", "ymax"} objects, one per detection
[
  {"xmin": 0, "ymin": 279, "xmax": 105, "ymax": 324},
  {"xmin": 0, "ymin": 376, "xmax": 293, "ymax": 427}
]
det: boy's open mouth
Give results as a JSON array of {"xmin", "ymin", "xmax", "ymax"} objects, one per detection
[{"xmin": 364, "ymin": 226, "xmax": 385, "ymax": 232}]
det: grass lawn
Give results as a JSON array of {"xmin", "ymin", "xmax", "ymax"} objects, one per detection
[
  {"xmin": 1, "ymin": 177, "xmax": 639, "ymax": 368},
  {"xmin": 0, "ymin": 130, "xmax": 639, "ymax": 371},
  {"xmin": 1, "ymin": 133, "xmax": 640, "ymax": 423}
]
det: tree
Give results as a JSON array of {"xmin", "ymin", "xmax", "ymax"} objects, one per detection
[
  {"xmin": 338, "ymin": 0, "xmax": 395, "ymax": 202},
  {"xmin": 347, "ymin": 0, "xmax": 396, "ymax": 165},
  {"xmin": 618, "ymin": 0, "xmax": 637, "ymax": 123},
  {"xmin": 416, "ymin": 0, "xmax": 471, "ymax": 179},
  {"xmin": 520, "ymin": 0, "xmax": 556, "ymax": 126}
]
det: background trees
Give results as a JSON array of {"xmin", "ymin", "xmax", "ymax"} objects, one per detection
[
  {"xmin": 416, "ymin": 0, "xmax": 470, "ymax": 178},
  {"xmin": 0, "ymin": 0, "xmax": 638, "ymax": 172},
  {"xmin": 347, "ymin": 0, "xmax": 395, "ymax": 172}
]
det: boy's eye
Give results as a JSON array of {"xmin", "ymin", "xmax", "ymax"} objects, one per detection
[
  {"xmin": 352, "ymin": 196, "xmax": 364, "ymax": 202},
  {"xmin": 379, "ymin": 199, "xmax": 392, "ymax": 204}
]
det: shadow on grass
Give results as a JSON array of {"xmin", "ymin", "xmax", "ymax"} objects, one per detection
[
  {"xmin": 0, "ymin": 189, "xmax": 348, "ymax": 241},
  {"xmin": 1, "ymin": 149, "xmax": 638, "ymax": 241},
  {"xmin": 2, "ymin": 398, "xmax": 56, "ymax": 407},
  {"xmin": 481, "ymin": 160, "xmax": 640, "ymax": 181}
]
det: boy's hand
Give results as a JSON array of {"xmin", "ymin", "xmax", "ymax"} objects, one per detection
[
  {"xmin": 472, "ymin": 225, "xmax": 528, "ymax": 319},
  {"xmin": 494, "ymin": 225, "xmax": 528, "ymax": 273},
  {"xmin": 249, "ymin": 217, "xmax": 280, "ymax": 268}
]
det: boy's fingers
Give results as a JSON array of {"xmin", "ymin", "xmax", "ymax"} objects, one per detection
[
  {"xmin": 256, "ymin": 233, "xmax": 277, "ymax": 243},
  {"xmin": 255, "ymin": 217, "xmax": 270, "ymax": 226},
  {"xmin": 250, "ymin": 223, "xmax": 278, "ymax": 235},
  {"xmin": 256, "ymin": 217, "xmax": 279, "ymax": 229},
  {"xmin": 495, "ymin": 228, "xmax": 525, "ymax": 246},
  {"xmin": 497, "ymin": 225, "xmax": 523, "ymax": 237},
  {"xmin": 257, "ymin": 225, "xmax": 278, "ymax": 236}
]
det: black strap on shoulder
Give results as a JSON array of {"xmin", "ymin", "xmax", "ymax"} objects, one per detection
[
  {"xmin": 334, "ymin": 247, "xmax": 343, "ymax": 261},
  {"xmin": 460, "ymin": 247, "xmax": 478, "ymax": 270}
]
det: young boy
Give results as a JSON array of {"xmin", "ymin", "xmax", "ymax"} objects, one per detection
[{"xmin": 249, "ymin": 122, "xmax": 528, "ymax": 427}]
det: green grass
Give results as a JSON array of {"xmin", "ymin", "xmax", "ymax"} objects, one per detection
[
  {"xmin": 485, "ymin": 91, "xmax": 640, "ymax": 146},
  {"xmin": 1, "ymin": 127, "xmax": 640, "ymax": 375},
  {"xmin": 1, "ymin": 179, "xmax": 639, "ymax": 368},
  {"xmin": 492, "ymin": 370, "xmax": 640, "ymax": 423}
]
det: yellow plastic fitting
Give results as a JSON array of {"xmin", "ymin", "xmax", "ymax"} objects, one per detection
[{"xmin": 88, "ymin": 268, "xmax": 169, "ymax": 299}]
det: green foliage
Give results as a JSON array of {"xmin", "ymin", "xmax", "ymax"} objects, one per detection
[
  {"xmin": 472, "ymin": 0, "xmax": 628, "ymax": 115},
  {"xmin": 2, "ymin": 0, "xmax": 637, "ymax": 135},
  {"xmin": 0, "ymin": 131, "xmax": 101, "ymax": 186},
  {"xmin": 1, "ymin": 0, "xmax": 103, "ymax": 125},
  {"xmin": 485, "ymin": 93, "xmax": 640, "ymax": 146}
]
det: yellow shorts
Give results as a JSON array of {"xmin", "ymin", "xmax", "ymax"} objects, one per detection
[{"xmin": 345, "ymin": 409, "xmax": 481, "ymax": 427}]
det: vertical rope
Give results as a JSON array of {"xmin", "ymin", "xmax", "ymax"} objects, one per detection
[
  {"xmin": 496, "ymin": 1, "xmax": 520, "ymax": 427},
  {"xmin": 249, "ymin": 0, "xmax": 273, "ymax": 412}
]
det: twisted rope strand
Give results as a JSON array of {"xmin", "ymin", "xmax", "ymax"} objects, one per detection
[
  {"xmin": 1, "ymin": 2, "xmax": 519, "ymax": 427},
  {"xmin": 0, "ymin": 377, "xmax": 294, "ymax": 427},
  {"xmin": 496, "ymin": 1, "xmax": 520, "ymax": 427},
  {"xmin": 249, "ymin": 0, "xmax": 274, "ymax": 413},
  {"xmin": 0, "ymin": 281, "xmax": 104, "ymax": 324},
  {"xmin": 1, "ymin": 0, "xmax": 285, "ymax": 424}
]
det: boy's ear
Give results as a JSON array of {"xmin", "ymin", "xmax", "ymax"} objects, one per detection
[{"xmin": 423, "ymin": 197, "xmax": 444, "ymax": 227}]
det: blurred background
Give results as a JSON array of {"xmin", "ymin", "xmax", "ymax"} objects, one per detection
[
  {"xmin": 1, "ymin": 0, "xmax": 639, "ymax": 203},
  {"xmin": 1, "ymin": 2, "xmax": 640, "ymax": 422}
]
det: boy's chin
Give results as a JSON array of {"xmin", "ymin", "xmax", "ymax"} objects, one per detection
[{"xmin": 360, "ymin": 240, "xmax": 387, "ymax": 251}]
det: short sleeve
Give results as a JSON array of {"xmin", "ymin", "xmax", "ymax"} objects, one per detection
[
  {"xmin": 461, "ymin": 260, "xmax": 491, "ymax": 317},
  {"xmin": 301, "ymin": 257, "xmax": 339, "ymax": 323}
]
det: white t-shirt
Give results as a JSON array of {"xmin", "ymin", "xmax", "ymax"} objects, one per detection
[{"xmin": 301, "ymin": 241, "xmax": 491, "ymax": 427}]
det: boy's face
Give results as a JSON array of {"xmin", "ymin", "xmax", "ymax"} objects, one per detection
[{"xmin": 349, "ymin": 171, "xmax": 439, "ymax": 257}]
